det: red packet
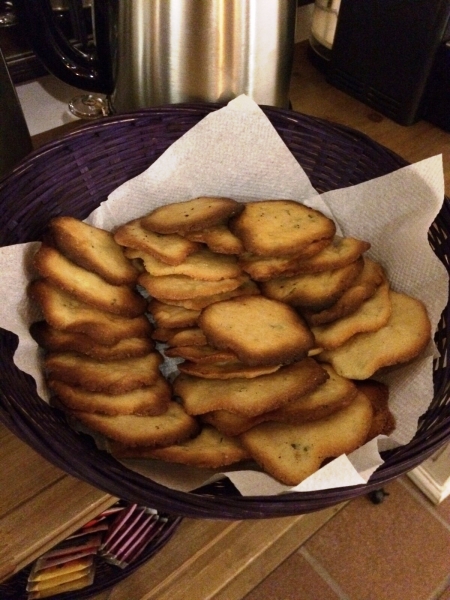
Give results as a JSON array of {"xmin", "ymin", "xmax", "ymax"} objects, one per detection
[
  {"xmin": 80, "ymin": 504, "xmax": 124, "ymax": 530},
  {"xmin": 66, "ymin": 523, "xmax": 110, "ymax": 539},
  {"xmin": 39, "ymin": 532, "xmax": 103, "ymax": 560},
  {"xmin": 33, "ymin": 549, "xmax": 97, "ymax": 571}
]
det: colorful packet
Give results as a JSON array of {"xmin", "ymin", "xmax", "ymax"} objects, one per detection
[
  {"xmin": 26, "ymin": 566, "xmax": 92, "ymax": 592},
  {"xmin": 27, "ymin": 571, "xmax": 95, "ymax": 599},
  {"xmin": 28, "ymin": 556, "xmax": 94, "ymax": 582}
]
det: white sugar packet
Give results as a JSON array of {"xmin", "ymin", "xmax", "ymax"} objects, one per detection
[{"xmin": 0, "ymin": 95, "xmax": 447, "ymax": 496}]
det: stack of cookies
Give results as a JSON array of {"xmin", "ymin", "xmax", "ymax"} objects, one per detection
[
  {"xmin": 29, "ymin": 216, "xmax": 199, "ymax": 450},
  {"xmin": 231, "ymin": 200, "xmax": 431, "ymax": 381},
  {"xmin": 28, "ymin": 197, "xmax": 431, "ymax": 487}
]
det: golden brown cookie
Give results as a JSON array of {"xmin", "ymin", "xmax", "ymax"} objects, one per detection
[
  {"xmin": 198, "ymin": 295, "xmax": 315, "ymax": 366},
  {"xmin": 138, "ymin": 272, "xmax": 249, "ymax": 301},
  {"xmin": 317, "ymin": 290, "xmax": 431, "ymax": 379},
  {"xmin": 230, "ymin": 200, "xmax": 336, "ymax": 257},
  {"xmin": 46, "ymin": 216, "xmax": 140, "ymax": 285},
  {"xmin": 311, "ymin": 279, "xmax": 392, "ymax": 350},
  {"xmin": 159, "ymin": 327, "xmax": 208, "ymax": 348},
  {"xmin": 184, "ymin": 223, "xmax": 245, "ymax": 254},
  {"xmin": 140, "ymin": 196, "xmax": 244, "ymax": 234},
  {"xmin": 201, "ymin": 365, "xmax": 357, "ymax": 435},
  {"xmin": 70, "ymin": 401, "xmax": 200, "ymax": 447},
  {"xmin": 152, "ymin": 327, "xmax": 188, "ymax": 343},
  {"xmin": 356, "ymin": 379, "xmax": 396, "ymax": 441},
  {"xmin": 159, "ymin": 279, "xmax": 261, "ymax": 311},
  {"xmin": 303, "ymin": 257, "xmax": 386, "ymax": 326},
  {"xmin": 49, "ymin": 376, "xmax": 171, "ymax": 416},
  {"xmin": 164, "ymin": 344, "xmax": 238, "ymax": 363},
  {"xmin": 260, "ymin": 256, "xmax": 364, "ymax": 311},
  {"xmin": 239, "ymin": 391, "xmax": 373, "ymax": 486},
  {"xmin": 266, "ymin": 364, "xmax": 358, "ymax": 423},
  {"xmin": 30, "ymin": 321, "xmax": 154, "ymax": 360},
  {"xmin": 174, "ymin": 358, "xmax": 328, "ymax": 417},
  {"xmin": 125, "ymin": 246, "xmax": 242, "ymax": 281},
  {"xmin": 29, "ymin": 279, "xmax": 153, "ymax": 346},
  {"xmin": 148, "ymin": 299, "xmax": 201, "ymax": 329},
  {"xmin": 199, "ymin": 410, "xmax": 266, "ymax": 437},
  {"xmin": 110, "ymin": 425, "xmax": 250, "ymax": 468},
  {"xmin": 200, "ymin": 410, "xmax": 266, "ymax": 437},
  {"xmin": 282, "ymin": 236, "xmax": 371, "ymax": 275},
  {"xmin": 178, "ymin": 359, "xmax": 282, "ymax": 379},
  {"xmin": 239, "ymin": 236, "xmax": 369, "ymax": 281},
  {"xmin": 44, "ymin": 351, "xmax": 163, "ymax": 394},
  {"xmin": 114, "ymin": 218, "xmax": 201, "ymax": 265},
  {"xmin": 34, "ymin": 245, "xmax": 147, "ymax": 318}
]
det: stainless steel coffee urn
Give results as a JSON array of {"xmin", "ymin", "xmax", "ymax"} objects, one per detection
[{"xmin": 17, "ymin": 0, "xmax": 297, "ymax": 112}]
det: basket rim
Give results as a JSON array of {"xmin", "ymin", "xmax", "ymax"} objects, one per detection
[{"xmin": 3, "ymin": 102, "xmax": 411, "ymax": 189}]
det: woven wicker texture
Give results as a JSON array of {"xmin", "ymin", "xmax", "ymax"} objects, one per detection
[{"xmin": 0, "ymin": 104, "xmax": 449, "ymax": 519}]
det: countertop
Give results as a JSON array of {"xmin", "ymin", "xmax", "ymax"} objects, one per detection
[
  {"xmin": 1, "ymin": 41, "xmax": 449, "ymax": 599},
  {"xmin": 28, "ymin": 42, "xmax": 450, "ymax": 194}
]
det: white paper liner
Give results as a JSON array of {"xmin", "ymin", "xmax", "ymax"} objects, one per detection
[{"xmin": 0, "ymin": 95, "xmax": 448, "ymax": 496}]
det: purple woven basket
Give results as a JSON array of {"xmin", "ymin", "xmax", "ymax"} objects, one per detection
[{"xmin": 0, "ymin": 104, "xmax": 449, "ymax": 520}]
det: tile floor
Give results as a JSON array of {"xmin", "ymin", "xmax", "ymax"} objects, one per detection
[{"xmin": 243, "ymin": 477, "xmax": 450, "ymax": 600}]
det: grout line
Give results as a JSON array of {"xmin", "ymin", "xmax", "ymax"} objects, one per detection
[
  {"xmin": 398, "ymin": 477, "xmax": 450, "ymax": 533},
  {"xmin": 426, "ymin": 573, "xmax": 450, "ymax": 600},
  {"xmin": 299, "ymin": 547, "xmax": 351, "ymax": 600}
]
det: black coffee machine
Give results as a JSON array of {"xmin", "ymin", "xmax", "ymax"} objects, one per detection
[{"xmin": 319, "ymin": 0, "xmax": 450, "ymax": 129}]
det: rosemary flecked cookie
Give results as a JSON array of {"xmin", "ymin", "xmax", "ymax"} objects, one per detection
[
  {"xmin": 302, "ymin": 257, "xmax": 386, "ymax": 326},
  {"xmin": 125, "ymin": 246, "xmax": 242, "ymax": 281},
  {"xmin": 148, "ymin": 299, "xmax": 201, "ymax": 329},
  {"xmin": 155, "ymin": 279, "xmax": 260, "ymax": 311},
  {"xmin": 46, "ymin": 215, "xmax": 140, "ymax": 285},
  {"xmin": 198, "ymin": 295, "xmax": 315, "ymax": 366},
  {"xmin": 114, "ymin": 217, "xmax": 201, "ymax": 265},
  {"xmin": 141, "ymin": 196, "xmax": 244, "ymax": 234},
  {"xmin": 200, "ymin": 364, "xmax": 357, "ymax": 436},
  {"xmin": 44, "ymin": 351, "xmax": 163, "ymax": 394},
  {"xmin": 33, "ymin": 245, "xmax": 147, "ymax": 317},
  {"xmin": 239, "ymin": 236, "xmax": 370, "ymax": 281},
  {"xmin": 174, "ymin": 358, "xmax": 328, "ymax": 417},
  {"xmin": 317, "ymin": 290, "xmax": 431, "ymax": 379},
  {"xmin": 110, "ymin": 425, "xmax": 250, "ymax": 468},
  {"xmin": 30, "ymin": 321, "xmax": 154, "ymax": 360},
  {"xmin": 178, "ymin": 359, "xmax": 282, "ymax": 379},
  {"xmin": 356, "ymin": 379, "xmax": 396, "ymax": 441},
  {"xmin": 183, "ymin": 223, "xmax": 245, "ymax": 254},
  {"xmin": 49, "ymin": 376, "xmax": 171, "ymax": 416},
  {"xmin": 311, "ymin": 279, "xmax": 392, "ymax": 350},
  {"xmin": 239, "ymin": 391, "xmax": 373, "ymax": 486},
  {"xmin": 29, "ymin": 279, "xmax": 153, "ymax": 346},
  {"xmin": 138, "ymin": 272, "xmax": 249, "ymax": 301},
  {"xmin": 70, "ymin": 401, "xmax": 200, "ymax": 447},
  {"xmin": 260, "ymin": 257, "xmax": 364, "ymax": 311},
  {"xmin": 230, "ymin": 199, "xmax": 336, "ymax": 256}
]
